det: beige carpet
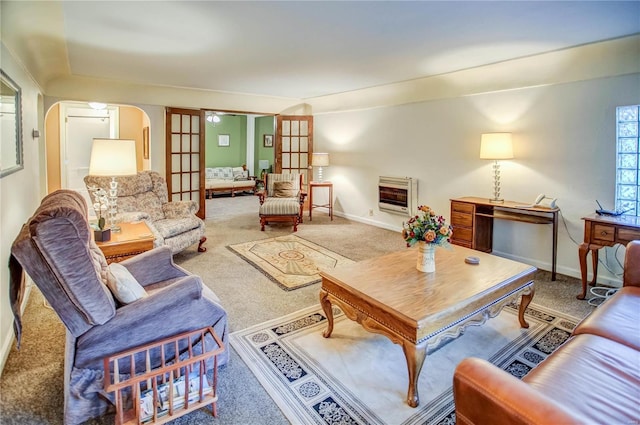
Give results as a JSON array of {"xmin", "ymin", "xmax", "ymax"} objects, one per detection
[
  {"xmin": 230, "ymin": 302, "xmax": 579, "ymax": 425},
  {"xmin": 228, "ymin": 235, "xmax": 355, "ymax": 290}
]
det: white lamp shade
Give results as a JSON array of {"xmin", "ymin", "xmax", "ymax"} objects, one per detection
[
  {"xmin": 88, "ymin": 138, "xmax": 137, "ymax": 176},
  {"xmin": 258, "ymin": 160, "xmax": 270, "ymax": 170},
  {"xmin": 479, "ymin": 133, "xmax": 514, "ymax": 160},
  {"xmin": 311, "ymin": 153, "xmax": 330, "ymax": 167}
]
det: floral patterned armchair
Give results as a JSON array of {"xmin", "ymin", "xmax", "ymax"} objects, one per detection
[{"xmin": 85, "ymin": 171, "xmax": 206, "ymax": 253}]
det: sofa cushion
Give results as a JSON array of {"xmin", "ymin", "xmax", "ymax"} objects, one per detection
[
  {"xmin": 154, "ymin": 216, "xmax": 202, "ymax": 239},
  {"xmin": 573, "ymin": 286, "xmax": 640, "ymax": 351},
  {"xmin": 522, "ymin": 334, "xmax": 640, "ymax": 424},
  {"xmin": 205, "ymin": 168, "xmax": 216, "ymax": 179},
  {"xmin": 210, "ymin": 167, "xmax": 233, "ymax": 180},
  {"xmin": 232, "ymin": 167, "xmax": 246, "ymax": 180}
]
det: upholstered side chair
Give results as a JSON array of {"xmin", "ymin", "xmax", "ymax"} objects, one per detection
[
  {"xmin": 257, "ymin": 173, "xmax": 307, "ymax": 232},
  {"xmin": 85, "ymin": 171, "xmax": 206, "ymax": 254},
  {"xmin": 9, "ymin": 190, "xmax": 228, "ymax": 424}
]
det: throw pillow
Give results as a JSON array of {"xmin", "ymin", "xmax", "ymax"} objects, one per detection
[
  {"xmin": 107, "ymin": 263, "xmax": 148, "ymax": 305},
  {"xmin": 273, "ymin": 181, "xmax": 297, "ymax": 198}
]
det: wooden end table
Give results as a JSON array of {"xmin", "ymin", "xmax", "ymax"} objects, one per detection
[
  {"xmin": 309, "ymin": 181, "xmax": 333, "ymax": 221},
  {"xmin": 319, "ymin": 245, "xmax": 535, "ymax": 407},
  {"xmin": 96, "ymin": 221, "xmax": 155, "ymax": 264}
]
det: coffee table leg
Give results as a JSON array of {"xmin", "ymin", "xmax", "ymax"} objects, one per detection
[
  {"xmin": 402, "ymin": 340, "xmax": 427, "ymax": 408},
  {"xmin": 319, "ymin": 289, "xmax": 334, "ymax": 338},
  {"xmin": 518, "ymin": 285, "xmax": 535, "ymax": 328}
]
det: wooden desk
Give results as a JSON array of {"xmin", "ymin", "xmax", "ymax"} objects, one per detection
[
  {"xmin": 578, "ymin": 214, "xmax": 640, "ymax": 299},
  {"xmin": 309, "ymin": 181, "xmax": 333, "ymax": 221},
  {"xmin": 450, "ymin": 197, "xmax": 559, "ymax": 280},
  {"xmin": 319, "ymin": 245, "xmax": 535, "ymax": 407},
  {"xmin": 96, "ymin": 221, "xmax": 155, "ymax": 264}
]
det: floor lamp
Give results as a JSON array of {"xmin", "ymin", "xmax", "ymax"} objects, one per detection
[
  {"xmin": 88, "ymin": 138, "xmax": 137, "ymax": 232},
  {"xmin": 479, "ymin": 133, "xmax": 513, "ymax": 204}
]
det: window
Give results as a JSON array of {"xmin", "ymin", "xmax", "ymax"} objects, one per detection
[{"xmin": 616, "ymin": 105, "xmax": 640, "ymax": 216}]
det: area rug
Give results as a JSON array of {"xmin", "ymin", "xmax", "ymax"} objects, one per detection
[
  {"xmin": 230, "ymin": 302, "xmax": 578, "ymax": 425},
  {"xmin": 227, "ymin": 235, "xmax": 355, "ymax": 290}
]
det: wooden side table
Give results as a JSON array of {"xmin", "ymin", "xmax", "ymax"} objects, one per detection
[
  {"xmin": 96, "ymin": 221, "xmax": 155, "ymax": 264},
  {"xmin": 309, "ymin": 181, "xmax": 333, "ymax": 221},
  {"xmin": 578, "ymin": 214, "xmax": 640, "ymax": 299}
]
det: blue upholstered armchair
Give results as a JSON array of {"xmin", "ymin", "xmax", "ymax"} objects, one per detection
[{"xmin": 9, "ymin": 190, "xmax": 228, "ymax": 424}]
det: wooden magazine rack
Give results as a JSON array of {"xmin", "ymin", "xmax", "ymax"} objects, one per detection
[{"xmin": 104, "ymin": 327, "xmax": 224, "ymax": 425}]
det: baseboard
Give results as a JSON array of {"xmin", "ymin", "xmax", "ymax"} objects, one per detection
[
  {"xmin": 492, "ymin": 249, "xmax": 623, "ymax": 287},
  {"xmin": 333, "ymin": 210, "xmax": 401, "ymax": 232},
  {"xmin": 0, "ymin": 283, "xmax": 32, "ymax": 378}
]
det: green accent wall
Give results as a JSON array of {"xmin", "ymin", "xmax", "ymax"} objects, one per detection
[
  {"xmin": 205, "ymin": 115, "xmax": 247, "ymax": 167},
  {"xmin": 255, "ymin": 116, "xmax": 275, "ymax": 175}
]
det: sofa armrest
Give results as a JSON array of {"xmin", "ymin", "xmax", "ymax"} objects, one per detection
[
  {"xmin": 623, "ymin": 240, "xmax": 640, "ymax": 287},
  {"xmin": 453, "ymin": 358, "xmax": 581, "ymax": 425},
  {"xmin": 163, "ymin": 200, "xmax": 197, "ymax": 219},
  {"xmin": 119, "ymin": 246, "xmax": 186, "ymax": 286},
  {"xmin": 119, "ymin": 211, "xmax": 150, "ymax": 222}
]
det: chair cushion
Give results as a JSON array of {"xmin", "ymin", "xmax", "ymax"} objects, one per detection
[
  {"xmin": 260, "ymin": 198, "xmax": 301, "ymax": 215},
  {"xmin": 154, "ymin": 216, "xmax": 202, "ymax": 239},
  {"xmin": 107, "ymin": 263, "xmax": 148, "ymax": 304},
  {"xmin": 273, "ymin": 181, "xmax": 297, "ymax": 197}
]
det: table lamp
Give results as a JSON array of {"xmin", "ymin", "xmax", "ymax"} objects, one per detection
[
  {"xmin": 480, "ymin": 133, "xmax": 513, "ymax": 203},
  {"xmin": 258, "ymin": 159, "xmax": 270, "ymax": 179},
  {"xmin": 88, "ymin": 138, "xmax": 137, "ymax": 232},
  {"xmin": 311, "ymin": 153, "xmax": 330, "ymax": 182}
]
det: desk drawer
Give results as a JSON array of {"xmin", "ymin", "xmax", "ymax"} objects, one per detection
[
  {"xmin": 592, "ymin": 224, "xmax": 615, "ymax": 243},
  {"xmin": 452, "ymin": 226, "xmax": 473, "ymax": 243},
  {"xmin": 451, "ymin": 212, "xmax": 473, "ymax": 227},
  {"xmin": 451, "ymin": 201, "xmax": 474, "ymax": 214},
  {"xmin": 618, "ymin": 228, "xmax": 640, "ymax": 242}
]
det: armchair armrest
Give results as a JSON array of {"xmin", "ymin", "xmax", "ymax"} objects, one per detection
[
  {"xmin": 256, "ymin": 190, "xmax": 266, "ymax": 204},
  {"xmin": 163, "ymin": 200, "xmax": 197, "ymax": 219},
  {"xmin": 623, "ymin": 240, "xmax": 640, "ymax": 287},
  {"xmin": 119, "ymin": 246, "xmax": 186, "ymax": 286},
  {"xmin": 299, "ymin": 190, "xmax": 307, "ymax": 203},
  {"xmin": 453, "ymin": 358, "xmax": 581, "ymax": 425},
  {"xmin": 74, "ymin": 276, "xmax": 205, "ymax": 368}
]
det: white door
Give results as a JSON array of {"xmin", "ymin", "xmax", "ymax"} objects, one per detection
[{"xmin": 60, "ymin": 103, "xmax": 119, "ymax": 216}]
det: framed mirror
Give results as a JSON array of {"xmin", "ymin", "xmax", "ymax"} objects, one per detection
[{"xmin": 1, "ymin": 70, "xmax": 23, "ymax": 177}]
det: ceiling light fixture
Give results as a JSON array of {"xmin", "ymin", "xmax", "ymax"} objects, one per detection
[
  {"xmin": 206, "ymin": 112, "xmax": 221, "ymax": 124},
  {"xmin": 88, "ymin": 102, "xmax": 107, "ymax": 110}
]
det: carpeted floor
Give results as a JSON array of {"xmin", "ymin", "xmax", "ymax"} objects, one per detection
[{"xmin": 0, "ymin": 194, "xmax": 596, "ymax": 424}]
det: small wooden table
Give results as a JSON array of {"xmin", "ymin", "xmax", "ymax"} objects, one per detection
[
  {"xmin": 96, "ymin": 221, "xmax": 155, "ymax": 264},
  {"xmin": 578, "ymin": 214, "xmax": 640, "ymax": 299},
  {"xmin": 309, "ymin": 181, "xmax": 333, "ymax": 221},
  {"xmin": 319, "ymin": 245, "xmax": 535, "ymax": 407}
]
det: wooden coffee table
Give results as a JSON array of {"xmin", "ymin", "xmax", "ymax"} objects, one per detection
[
  {"xmin": 96, "ymin": 221, "xmax": 155, "ymax": 264},
  {"xmin": 319, "ymin": 245, "xmax": 536, "ymax": 408}
]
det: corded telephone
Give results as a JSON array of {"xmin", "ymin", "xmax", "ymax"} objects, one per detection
[{"xmin": 533, "ymin": 194, "xmax": 557, "ymax": 209}]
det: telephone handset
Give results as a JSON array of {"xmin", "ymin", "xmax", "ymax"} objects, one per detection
[{"xmin": 533, "ymin": 194, "xmax": 557, "ymax": 209}]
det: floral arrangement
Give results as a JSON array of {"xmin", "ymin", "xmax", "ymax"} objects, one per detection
[
  {"xmin": 401, "ymin": 205, "xmax": 453, "ymax": 247},
  {"xmin": 89, "ymin": 186, "xmax": 109, "ymax": 230}
]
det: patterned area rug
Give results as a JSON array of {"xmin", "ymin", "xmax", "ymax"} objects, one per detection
[
  {"xmin": 230, "ymin": 302, "xmax": 578, "ymax": 424},
  {"xmin": 227, "ymin": 235, "xmax": 355, "ymax": 291}
]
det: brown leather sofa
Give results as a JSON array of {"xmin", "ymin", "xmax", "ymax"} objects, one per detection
[{"xmin": 453, "ymin": 241, "xmax": 640, "ymax": 425}]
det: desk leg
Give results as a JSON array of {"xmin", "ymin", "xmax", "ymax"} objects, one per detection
[
  {"xmin": 551, "ymin": 212, "xmax": 558, "ymax": 281},
  {"xmin": 402, "ymin": 339, "xmax": 427, "ymax": 408},
  {"xmin": 578, "ymin": 243, "xmax": 594, "ymax": 300},
  {"xmin": 590, "ymin": 245, "xmax": 599, "ymax": 287}
]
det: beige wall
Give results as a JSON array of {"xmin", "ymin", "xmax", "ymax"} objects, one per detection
[{"xmin": 119, "ymin": 105, "xmax": 144, "ymax": 171}]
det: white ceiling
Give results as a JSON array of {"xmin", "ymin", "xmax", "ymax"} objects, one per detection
[{"xmin": 5, "ymin": 1, "xmax": 640, "ymax": 99}]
